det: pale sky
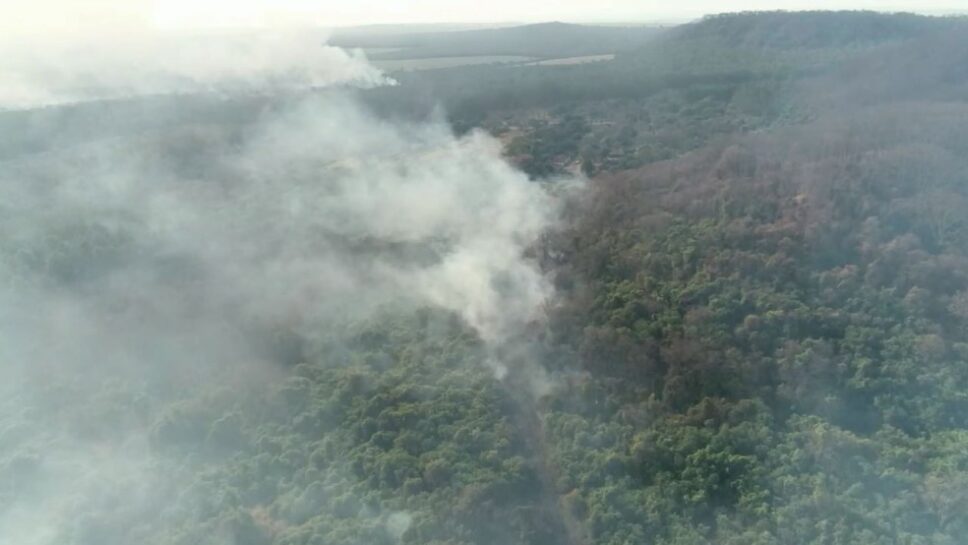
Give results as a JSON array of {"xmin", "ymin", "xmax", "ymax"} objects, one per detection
[{"xmin": 2, "ymin": 0, "xmax": 965, "ymax": 37}]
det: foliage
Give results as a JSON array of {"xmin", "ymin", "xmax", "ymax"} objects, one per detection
[{"xmin": 5, "ymin": 10, "xmax": 968, "ymax": 545}]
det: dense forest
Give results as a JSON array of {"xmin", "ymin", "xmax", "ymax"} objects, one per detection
[{"xmin": 4, "ymin": 10, "xmax": 968, "ymax": 545}]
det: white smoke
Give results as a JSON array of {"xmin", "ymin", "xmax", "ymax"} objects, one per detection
[
  {"xmin": 0, "ymin": 27, "xmax": 570, "ymax": 543},
  {"xmin": 0, "ymin": 30, "xmax": 391, "ymax": 110}
]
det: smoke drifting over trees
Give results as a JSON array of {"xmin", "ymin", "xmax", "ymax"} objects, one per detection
[
  {"xmin": 0, "ymin": 31, "xmax": 394, "ymax": 110},
  {"xmin": 5, "ymin": 9, "xmax": 968, "ymax": 545},
  {"xmin": 0, "ymin": 31, "xmax": 572, "ymax": 544}
]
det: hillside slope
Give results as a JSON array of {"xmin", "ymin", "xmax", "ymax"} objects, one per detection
[
  {"xmin": 4, "ymin": 10, "xmax": 968, "ymax": 545},
  {"xmin": 531, "ymin": 15, "xmax": 968, "ymax": 544}
]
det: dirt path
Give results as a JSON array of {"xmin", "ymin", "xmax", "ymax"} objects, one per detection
[{"xmin": 506, "ymin": 377, "xmax": 587, "ymax": 545}]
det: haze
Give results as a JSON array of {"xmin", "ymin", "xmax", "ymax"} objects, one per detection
[
  {"xmin": 5, "ymin": 2, "xmax": 968, "ymax": 545},
  {"xmin": 2, "ymin": 0, "xmax": 964, "ymax": 36}
]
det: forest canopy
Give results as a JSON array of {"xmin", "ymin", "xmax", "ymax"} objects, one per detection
[{"xmin": 3, "ymin": 9, "xmax": 968, "ymax": 545}]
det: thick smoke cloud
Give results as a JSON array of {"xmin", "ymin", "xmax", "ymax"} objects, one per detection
[
  {"xmin": 0, "ymin": 34, "xmax": 568, "ymax": 544},
  {"xmin": 0, "ymin": 30, "xmax": 392, "ymax": 110}
]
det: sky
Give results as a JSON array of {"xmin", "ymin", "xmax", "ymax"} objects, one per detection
[{"xmin": 1, "ymin": 0, "xmax": 965, "ymax": 37}]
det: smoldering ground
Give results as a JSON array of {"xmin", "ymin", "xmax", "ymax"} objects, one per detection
[{"xmin": 0, "ymin": 30, "xmax": 575, "ymax": 544}]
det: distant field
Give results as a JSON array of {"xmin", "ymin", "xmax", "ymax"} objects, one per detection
[
  {"xmin": 330, "ymin": 22, "xmax": 662, "ymax": 61},
  {"xmin": 526, "ymin": 54, "xmax": 616, "ymax": 66},
  {"xmin": 368, "ymin": 53, "xmax": 616, "ymax": 72},
  {"xmin": 370, "ymin": 55, "xmax": 535, "ymax": 71},
  {"xmin": 359, "ymin": 47, "xmax": 404, "ymax": 56}
]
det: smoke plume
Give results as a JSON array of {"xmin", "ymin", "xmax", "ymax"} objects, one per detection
[
  {"xmin": 0, "ymin": 30, "xmax": 568, "ymax": 544},
  {"xmin": 0, "ymin": 30, "xmax": 392, "ymax": 110}
]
